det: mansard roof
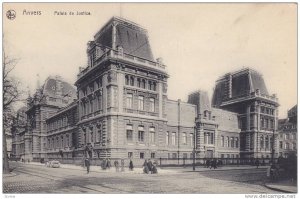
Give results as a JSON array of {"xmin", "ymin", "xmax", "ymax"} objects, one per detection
[
  {"xmin": 42, "ymin": 76, "xmax": 76, "ymax": 99},
  {"xmin": 212, "ymin": 68, "xmax": 274, "ymax": 107},
  {"xmin": 93, "ymin": 16, "xmax": 154, "ymax": 61}
]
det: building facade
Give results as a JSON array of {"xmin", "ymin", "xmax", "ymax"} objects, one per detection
[
  {"xmin": 278, "ymin": 105, "xmax": 297, "ymax": 158},
  {"xmin": 212, "ymin": 68, "xmax": 279, "ymax": 159},
  {"xmin": 11, "ymin": 17, "xmax": 282, "ymax": 165}
]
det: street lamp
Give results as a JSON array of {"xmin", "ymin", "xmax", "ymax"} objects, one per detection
[
  {"xmin": 193, "ymin": 124, "xmax": 196, "ymax": 171},
  {"xmin": 271, "ymin": 129, "xmax": 275, "ymax": 164}
]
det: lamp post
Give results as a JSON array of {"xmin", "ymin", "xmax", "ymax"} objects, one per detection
[
  {"xmin": 193, "ymin": 125, "xmax": 196, "ymax": 171},
  {"xmin": 271, "ymin": 129, "xmax": 275, "ymax": 164}
]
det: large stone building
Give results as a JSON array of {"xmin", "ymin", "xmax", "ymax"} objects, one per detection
[
  {"xmin": 11, "ymin": 17, "xmax": 281, "ymax": 165},
  {"xmin": 278, "ymin": 105, "xmax": 297, "ymax": 158},
  {"xmin": 212, "ymin": 68, "xmax": 279, "ymax": 158}
]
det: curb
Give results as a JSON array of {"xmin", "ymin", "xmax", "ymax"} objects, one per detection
[
  {"xmin": 182, "ymin": 167, "xmax": 268, "ymax": 172},
  {"xmin": 264, "ymin": 184, "xmax": 297, "ymax": 193},
  {"xmin": 3, "ymin": 172, "xmax": 18, "ymax": 177}
]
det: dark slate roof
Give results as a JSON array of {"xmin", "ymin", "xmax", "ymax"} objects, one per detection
[
  {"xmin": 250, "ymin": 71, "xmax": 269, "ymax": 95},
  {"xmin": 42, "ymin": 76, "xmax": 76, "ymax": 99},
  {"xmin": 94, "ymin": 17, "xmax": 154, "ymax": 61},
  {"xmin": 212, "ymin": 68, "xmax": 270, "ymax": 107},
  {"xmin": 188, "ymin": 90, "xmax": 211, "ymax": 115}
]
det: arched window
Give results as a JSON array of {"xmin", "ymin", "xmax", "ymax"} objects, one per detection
[
  {"xmin": 265, "ymin": 136, "xmax": 269, "ymax": 149},
  {"xmin": 130, "ymin": 76, "xmax": 134, "ymax": 86},
  {"xmin": 142, "ymin": 79, "xmax": 146, "ymax": 89},
  {"xmin": 260, "ymin": 135, "xmax": 264, "ymax": 148},
  {"xmin": 125, "ymin": 75, "xmax": 130, "ymax": 85}
]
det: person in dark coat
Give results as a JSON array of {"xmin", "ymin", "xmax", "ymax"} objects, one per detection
[
  {"xmin": 147, "ymin": 159, "xmax": 153, "ymax": 173},
  {"xmin": 206, "ymin": 159, "xmax": 210, "ymax": 168},
  {"xmin": 129, "ymin": 159, "xmax": 134, "ymax": 171},
  {"xmin": 212, "ymin": 159, "xmax": 217, "ymax": 169},
  {"xmin": 114, "ymin": 160, "xmax": 119, "ymax": 172},
  {"xmin": 152, "ymin": 164, "xmax": 158, "ymax": 174},
  {"xmin": 101, "ymin": 159, "xmax": 107, "ymax": 170},
  {"xmin": 255, "ymin": 159, "xmax": 259, "ymax": 168},
  {"xmin": 121, "ymin": 159, "xmax": 125, "ymax": 172},
  {"xmin": 143, "ymin": 160, "xmax": 149, "ymax": 174},
  {"xmin": 85, "ymin": 158, "xmax": 90, "ymax": 174},
  {"xmin": 106, "ymin": 158, "xmax": 111, "ymax": 169}
]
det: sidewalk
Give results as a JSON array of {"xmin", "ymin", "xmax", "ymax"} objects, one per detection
[
  {"xmin": 163, "ymin": 165, "xmax": 269, "ymax": 172},
  {"xmin": 265, "ymin": 179, "xmax": 297, "ymax": 193}
]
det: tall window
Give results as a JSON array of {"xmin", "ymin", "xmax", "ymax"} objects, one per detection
[
  {"xmin": 260, "ymin": 117, "xmax": 264, "ymax": 128},
  {"xmin": 230, "ymin": 137, "xmax": 234, "ymax": 148},
  {"xmin": 166, "ymin": 132, "xmax": 169, "ymax": 145},
  {"xmin": 226, "ymin": 136, "xmax": 229, "ymax": 147},
  {"xmin": 141, "ymin": 79, "xmax": 146, "ymax": 89},
  {"xmin": 138, "ymin": 96, "xmax": 144, "ymax": 110},
  {"xmin": 138, "ymin": 126, "xmax": 144, "ymax": 142},
  {"xmin": 125, "ymin": 75, "xmax": 130, "ymax": 85},
  {"xmin": 90, "ymin": 129, "xmax": 94, "ymax": 143},
  {"xmin": 90, "ymin": 100, "xmax": 94, "ymax": 113},
  {"xmin": 182, "ymin": 132, "xmax": 187, "ymax": 145},
  {"xmin": 128, "ymin": 152, "xmax": 133, "ymax": 158},
  {"xmin": 221, "ymin": 136, "xmax": 224, "ymax": 147},
  {"xmin": 279, "ymin": 141, "xmax": 283, "ymax": 149},
  {"xmin": 235, "ymin": 138, "xmax": 239, "ymax": 148},
  {"xmin": 265, "ymin": 136, "xmax": 269, "ymax": 149},
  {"xmin": 190, "ymin": 133, "xmax": 193, "ymax": 146},
  {"xmin": 61, "ymin": 136, "xmax": 64, "ymax": 148},
  {"xmin": 149, "ymin": 98, "xmax": 155, "ymax": 112},
  {"xmin": 126, "ymin": 94, "xmax": 133, "ymax": 109},
  {"xmin": 130, "ymin": 76, "xmax": 134, "ymax": 86},
  {"xmin": 150, "ymin": 127, "xmax": 155, "ymax": 143},
  {"xmin": 126, "ymin": 125, "xmax": 133, "ymax": 142},
  {"xmin": 172, "ymin": 132, "xmax": 176, "ymax": 145},
  {"xmin": 260, "ymin": 135, "xmax": 264, "ymax": 148},
  {"xmin": 66, "ymin": 135, "xmax": 69, "ymax": 147},
  {"xmin": 285, "ymin": 143, "xmax": 289, "ymax": 150}
]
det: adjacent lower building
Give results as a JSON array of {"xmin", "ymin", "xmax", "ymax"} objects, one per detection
[
  {"xmin": 11, "ymin": 16, "xmax": 284, "ymax": 165},
  {"xmin": 278, "ymin": 105, "xmax": 297, "ymax": 158}
]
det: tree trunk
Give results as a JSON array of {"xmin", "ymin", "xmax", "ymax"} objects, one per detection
[{"xmin": 3, "ymin": 132, "xmax": 10, "ymax": 174}]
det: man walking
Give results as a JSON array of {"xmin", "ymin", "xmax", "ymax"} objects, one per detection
[{"xmin": 85, "ymin": 158, "xmax": 90, "ymax": 174}]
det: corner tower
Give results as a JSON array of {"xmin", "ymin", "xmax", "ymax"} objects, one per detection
[
  {"xmin": 212, "ymin": 68, "xmax": 279, "ymax": 158},
  {"xmin": 75, "ymin": 17, "xmax": 169, "ymax": 160}
]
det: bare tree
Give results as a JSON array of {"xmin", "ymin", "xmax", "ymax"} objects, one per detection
[{"xmin": 3, "ymin": 52, "xmax": 22, "ymax": 174}]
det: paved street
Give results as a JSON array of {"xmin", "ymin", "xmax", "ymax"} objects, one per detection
[{"xmin": 3, "ymin": 162, "xmax": 280, "ymax": 194}]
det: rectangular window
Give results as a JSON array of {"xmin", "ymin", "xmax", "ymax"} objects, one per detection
[
  {"xmin": 182, "ymin": 132, "xmax": 187, "ymax": 145},
  {"xmin": 235, "ymin": 138, "xmax": 239, "ymax": 148},
  {"xmin": 140, "ymin": 152, "xmax": 144, "ymax": 159},
  {"xmin": 126, "ymin": 94, "xmax": 133, "ymax": 109},
  {"xmin": 128, "ymin": 152, "xmax": 133, "ymax": 158},
  {"xmin": 172, "ymin": 132, "xmax": 176, "ymax": 145},
  {"xmin": 126, "ymin": 125, "xmax": 133, "ymax": 142},
  {"xmin": 149, "ymin": 98, "xmax": 155, "ymax": 112},
  {"xmin": 138, "ymin": 96, "xmax": 144, "ymax": 110},
  {"xmin": 150, "ymin": 127, "xmax": 155, "ymax": 143},
  {"xmin": 190, "ymin": 133, "xmax": 193, "ymax": 146},
  {"xmin": 221, "ymin": 136, "xmax": 224, "ymax": 147},
  {"xmin": 279, "ymin": 141, "xmax": 283, "ymax": 149},
  {"xmin": 151, "ymin": 153, "xmax": 155, "ymax": 158},
  {"xmin": 172, "ymin": 153, "xmax": 177, "ymax": 159},
  {"xmin": 230, "ymin": 137, "xmax": 234, "ymax": 148},
  {"xmin": 183, "ymin": 153, "xmax": 187, "ymax": 159},
  {"xmin": 166, "ymin": 132, "xmax": 169, "ymax": 145},
  {"xmin": 138, "ymin": 126, "xmax": 144, "ymax": 142}
]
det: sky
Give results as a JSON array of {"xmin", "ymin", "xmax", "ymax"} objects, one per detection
[{"xmin": 3, "ymin": 3, "xmax": 297, "ymax": 118}]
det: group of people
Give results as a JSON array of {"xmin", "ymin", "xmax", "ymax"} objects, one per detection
[
  {"xmin": 84, "ymin": 158, "xmax": 134, "ymax": 174},
  {"xmin": 143, "ymin": 159, "xmax": 158, "ymax": 174},
  {"xmin": 205, "ymin": 159, "xmax": 222, "ymax": 169}
]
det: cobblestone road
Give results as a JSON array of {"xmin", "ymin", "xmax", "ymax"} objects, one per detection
[{"xmin": 3, "ymin": 162, "xmax": 279, "ymax": 194}]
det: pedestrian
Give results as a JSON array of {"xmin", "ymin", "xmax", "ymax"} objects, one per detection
[
  {"xmin": 106, "ymin": 158, "xmax": 111, "ymax": 170},
  {"xmin": 114, "ymin": 160, "xmax": 119, "ymax": 172},
  {"xmin": 206, "ymin": 159, "xmax": 210, "ymax": 168},
  {"xmin": 101, "ymin": 159, "xmax": 107, "ymax": 170},
  {"xmin": 143, "ymin": 160, "xmax": 149, "ymax": 174},
  {"xmin": 129, "ymin": 159, "xmax": 134, "ymax": 171},
  {"xmin": 121, "ymin": 159, "xmax": 125, "ymax": 172},
  {"xmin": 255, "ymin": 159, "xmax": 259, "ymax": 169},
  {"xmin": 212, "ymin": 159, "xmax": 217, "ymax": 169},
  {"xmin": 85, "ymin": 158, "xmax": 90, "ymax": 174},
  {"xmin": 147, "ymin": 159, "xmax": 153, "ymax": 173},
  {"xmin": 152, "ymin": 164, "xmax": 158, "ymax": 174}
]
